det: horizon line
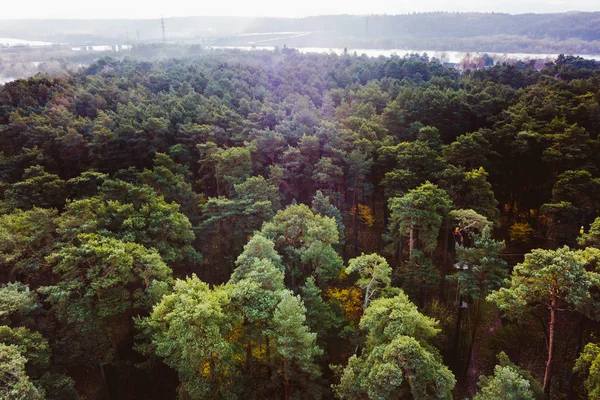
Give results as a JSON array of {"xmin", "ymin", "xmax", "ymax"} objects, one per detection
[{"xmin": 1, "ymin": 10, "xmax": 598, "ymax": 21}]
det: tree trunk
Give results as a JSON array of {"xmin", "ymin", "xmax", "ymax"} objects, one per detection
[
  {"xmin": 100, "ymin": 364, "xmax": 110, "ymax": 399},
  {"xmin": 215, "ymin": 168, "xmax": 220, "ymax": 197},
  {"xmin": 245, "ymin": 341, "xmax": 252, "ymax": 373},
  {"xmin": 463, "ymin": 296, "xmax": 482, "ymax": 379},
  {"xmin": 266, "ymin": 336, "xmax": 272, "ymax": 379},
  {"xmin": 543, "ymin": 299, "xmax": 557, "ymax": 396},
  {"xmin": 364, "ymin": 279, "xmax": 373, "ymax": 309},
  {"xmin": 409, "ymin": 224, "xmax": 415, "ymax": 258},
  {"xmin": 453, "ymin": 295, "xmax": 464, "ymax": 365},
  {"xmin": 353, "ymin": 187, "xmax": 359, "ymax": 256},
  {"xmin": 567, "ymin": 318, "xmax": 585, "ymax": 399},
  {"xmin": 440, "ymin": 219, "xmax": 450, "ymax": 296},
  {"xmin": 397, "ymin": 239, "xmax": 403, "ymax": 264},
  {"xmin": 283, "ymin": 358, "xmax": 291, "ymax": 400},
  {"xmin": 383, "ymin": 201, "xmax": 390, "ymax": 233}
]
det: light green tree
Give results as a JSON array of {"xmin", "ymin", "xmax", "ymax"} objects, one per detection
[
  {"xmin": 333, "ymin": 293, "xmax": 455, "ymax": 399},
  {"xmin": 0, "ymin": 208, "xmax": 57, "ymax": 278},
  {"xmin": 299, "ymin": 277, "xmax": 341, "ymax": 346},
  {"xmin": 270, "ymin": 292, "xmax": 323, "ymax": 400},
  {"xmin": 580, "ymin": 217, "xmax": 600, "ymax": 248},
  {"xmin": 474, "ymin": 364, "xmax": 535, "ymax": 400},
  {"xmin": 388, "ymin": 182, "xmax": 453, "ymax": 257},
  {"xmin": 0, "ymin": 282, "xmax": 38, "ymax": 322},
  {"xmin": 136, "ymin": 276, "xmax": 241, "ymax": 399},
  {"xmin": 574, "ymin": 342, "xmax": 600, "ymax": 400},
  {"xmin": 261, "ymin": 204, "xmax": 342, "ymax": 285},
  {"xmin": 40, "ymin": 233, "xmax": 172, "ymax": 390},
  {"xmin": 488, "ymin": 246, "xmax": 600, "ymax": 396},
  {"xmin": 0, "ymin": 343, "xmax": 44, "ymax": 400},
  {"xmin": 451, "ymin": 226, "xmax": 507, "ymax": 377},
  {"xmin": 59, "ymin": 179, "xmax": 199, "ymax": 265},
  {"xmin": 346, "ymin": 253, "xmax": 392, "ymax": 308}
]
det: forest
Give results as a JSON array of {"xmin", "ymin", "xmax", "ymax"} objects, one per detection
[{"xmin": 1, "ymin": 48, "xmax": 600, "ymax": 399}]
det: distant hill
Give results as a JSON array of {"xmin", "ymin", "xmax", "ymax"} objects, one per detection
[{"xmin": 2, "ymin": 12, "xmax": 600, "ymax": 53}]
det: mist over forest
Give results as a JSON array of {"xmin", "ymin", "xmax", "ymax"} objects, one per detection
[{"xmin": 2, "ymin": 12, "xmax": 600, "ymax": 53}]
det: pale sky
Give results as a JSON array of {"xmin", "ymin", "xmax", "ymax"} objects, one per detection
[{"xmin": 2, "ymin": 0, "xmax": 599, "ymax": 19}]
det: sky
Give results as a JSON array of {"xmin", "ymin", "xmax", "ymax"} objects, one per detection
[{"xmin": 2, "ymin": 0, "xmax": 599, "ymax": 19}]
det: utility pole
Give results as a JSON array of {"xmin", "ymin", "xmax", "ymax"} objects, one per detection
[{"xmin": 161, "ymin": 15, "xmax": 166, "ymax": 44}]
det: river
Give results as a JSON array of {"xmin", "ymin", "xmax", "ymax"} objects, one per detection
[{"xmin": 209, "ymin": 46, "xmax": 600, "ymax": 63}]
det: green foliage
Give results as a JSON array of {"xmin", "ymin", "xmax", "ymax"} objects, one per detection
[
  {"xmin": 261, "ymin": 203, "xmax": 343, "ymax": 283},
  {"xmin": 488, "ymin": 246, "xmax": 600, "ymax": 394},
  {"xmin": 313, "ymin": 157, "xmax": 344, "ymax": 200},
  {"xmin": 299, "ymin": 277, "xmax": 342, "ymax": 344},
  {"xmin": 452, "ymin": 226, "xmax": 507, "ymax": 300},
  {"xmin": 488, "ymin": 246, "xmax": 596, "ymax": 319},
  {"xmin": 36, "ymin": 372, "xmax": 79, "ymax": 400},
  {"xmin": 574, "ymin": 342, "xmax": 600, "ymax": 400},
  {"xmin": 230, "ymin": 257, "xmax": 286, "ymax": 327},
  {"xmin": 388, "ymin": 181, "xmax": 453, "ymax": 253},
  {"xmin": 0, "ymin": 208, "xmax": 57, "ymax": 274},
  {"xmin": 3, "ymin": 166, "xmax": 67, "ymax": 211},
  {"xmin": 217, "ymin": 147, "xmax": 253, "ymax": 193},
  {"xmin": 139, "ymin": 152, "xmax": 200, "ymax": 218},
  {"xmin": 443, "ymin": 131, "xmax": 492, "ymax": 171},
  {"xmin": 333, "ymin": 293, "xmax": 455, "ymax": 399},
  {"xmin": 450, "ymin": 208, "xmax": 491, "ymax": 230},
  {"xmin": 198, "ymin": 174, "xmax": 280, "ymax": 273},
  {"xmin": 474, "ymin": 364, "xmax": 535, "ymax": 400},
  {"xmin": 461, "ymin": 168, "xmax": 500, "ymax": 222},
  {"xmin": 394, "ymin": 141, "xmax": 446, "ymax": 186},
  {"xmin": 43, "ymin": 233, "xmax": 172, "ymax": 318},
  {"xmin": 2, "ymin": 49, "xmax": 600, "ymax": 399},
  {"xmin": 0, "ymin": 282, "xmax": 38, "ymax": 320},
  {"xmin": 58, "ymin": 179, "xmax": 198, "ymax": 264},
  {"xmin": 0, "ymin": 344, "xmax": 44, "ymax": 400},
  {"xmin": 234, "ymin": 175, "xmax": 282, "ymax": 211},
  {"xmin": 0, "ymin": 328, "xmax": 76, "ymax": 399},
  {"xmin": 270, "ymin": 293, "xmax": 323, "ymax": 393},
  {"xmin": 346, "ymin": 253, "xmax": 392, "ymax": 308},
  {"xmin": 0, "ymin": 326, "xmax": 50, "ymax": 370},
  {"xmin": 40, "ymin": 233, "xmax": 172, "ymax": 366},
  {"xmin": 136, "ymin": 276, "xmax": 240, "ymax": 399},
  {"xmin": 580, "ymin": 217, "xmax": 600, "ymax": 248},
  {"xmin": 231, "ymin": 233, "xmax": 284, "ymax": 280},
  {"xmin": 359, "ymin": 293, "xmax": 441, "ymax": 346},
  {"xmin": 311, "ymin": 190, "xmax": 345, "ymax": 242},
  {"xmin": 509, "ymin": 222, "xmax": 535, "ymax": 244},
  {"xmin": 495, "ymin": 352, "xmax": 545, "ymax": 400}
]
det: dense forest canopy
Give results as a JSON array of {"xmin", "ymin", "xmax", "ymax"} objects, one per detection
[{"xmin": 1, "ymin": 48, "xmax": 600, "ymax": 399}]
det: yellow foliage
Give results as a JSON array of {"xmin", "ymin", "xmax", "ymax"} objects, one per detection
[
  {"xmin": 252, "ymin": 343, "xmax": 267, "ymax": 361},
  {"xmin": 337, "ymin": 268, "xmax": 349, "ymax": 281},
  {"xmin": 358, "ymin": 204, "xmax": 375, "ymax": 228},
  {"xmin": 201, "ymin": 362, "xmax": 211, "ymax": 377},
  {"xmin": 228, "ymin": 325, "xmax": 244, "ymax": 343},
  {"xmin": 350, "ymin": 204, "xmax": 375, "ymax": 228},
  {"xmin": 509, "ymin": 222, "xmax": 535, "ymax": 244},
  {"xmin": 326, "ymin": 287, "xmax": 363, "ymax": 327}
]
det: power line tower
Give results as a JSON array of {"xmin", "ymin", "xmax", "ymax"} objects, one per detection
[{"xmin": 161, "ymin": 15, "xmax": 166, "ymax": 44}]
